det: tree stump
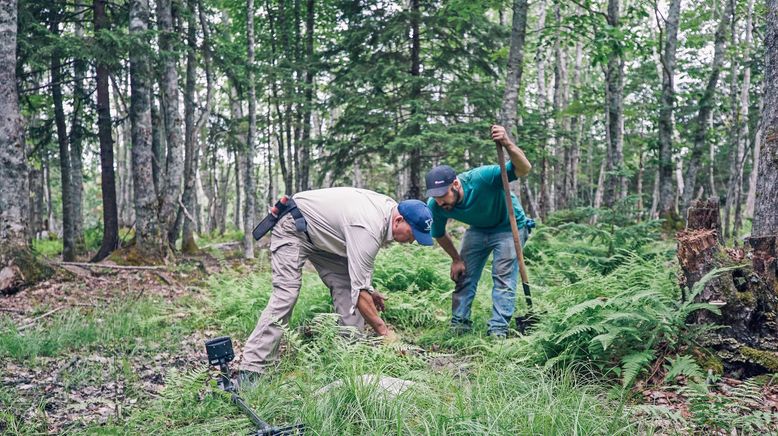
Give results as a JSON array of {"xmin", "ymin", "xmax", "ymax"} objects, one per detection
[{"xmin": 677, "ymin": 199, "xmax": 778, "ymax": 376}]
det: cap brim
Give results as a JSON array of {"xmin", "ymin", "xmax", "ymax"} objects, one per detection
[
  {"xmin": 425, "ymin": 185, "xmax": 450, "ymax": 198},
  {"xmin": 412, "ymin": 227, "xmax": 434, "ymax": 246}
]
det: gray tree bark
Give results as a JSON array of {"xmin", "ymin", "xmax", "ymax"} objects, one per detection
[
  {"xmin": 681, "ymin": 0, "xmax": 733, "ymax": 213},
  {"xmin": 180, "ymin": 0, "xmax": 200, "ymax": 253},
  {"xmin": 299, "ymin": 0, "xmax": 314, "ymax": 191},
  {"xmin": 657, "ymin": 0, "xmax": 682, "ymax": 220},
  {"xmin": 497, "ymin": 0, "xmax": 529, "ymax": 151},
  {"xmin": 731, "ymin": 0, "xmax": 754, "ymax": 238},
  {"xmin": 752, "ymin": 0, "xmax": 778, "ymax": 237},
  {"xmin": 244, "ymin": 0, "xmax": 257, "ymax": 258},
  {"xmin": 129, "ymin": 0, "xmax": 165, "ymax": 259},
  {"xmin": 604, "ymin": 0, "xmax": 626, "ymax": 206},
  {"xmin": 535, "ymin": 0, "xmax": 550, "ymax": 219},
  {"xmin": 0, "ymin": 0, "xmax": 51, "ymax": 293},
  {"xmin": 157, "ymin": 0, "xmax": 184, "ymax": 248}
]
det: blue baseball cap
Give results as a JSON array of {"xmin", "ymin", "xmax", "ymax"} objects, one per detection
[
  {"xmin": 397, "ymin": 200, "xmax": 434, "ymax": 246},
  {"xmin": 425, "ymin": 165, "xmax": 457, "ymax": 197}
]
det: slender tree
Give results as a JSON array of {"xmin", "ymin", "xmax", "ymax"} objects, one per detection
[
  {"xmin": 657, "ymin": 0, "xmax": 682, "ymax": 221},
  {"xmin": 681, "ymin": 0, "xmax": 733, "ymax": 212},
  {"xmin": 403, "ymin": 0, "xmax": 422, "ymax": 200},
  {"xmin": 92, "ymin": 0, "xmax": 120, "ymax": 262},
  {"xmin": 604, "ymin": 0, "xmax": 626, "ymax": 206},
  {"xmin": 157, "ymin": 0, "xmax": 185, "ymax": 247},
  {"xmin": 244, "ymin": 0, "xmax": 257, "ymax": 258},
  {"xmin": 180, "ymin": 0, "xmax": 200, "ymax": 253},
  {"xmin": 49, "ymin": 7, "xmax": 76, "ymax": 261}
]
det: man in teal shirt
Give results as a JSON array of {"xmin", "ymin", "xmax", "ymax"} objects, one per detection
[{"xmin": 426, "ymin": 125, "xmax": 532, "ymax": 338}]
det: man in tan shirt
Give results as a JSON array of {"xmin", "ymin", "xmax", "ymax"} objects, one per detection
[{"xmin": 239, "ymin": 188, "xmax": 433, "ymax": 383}]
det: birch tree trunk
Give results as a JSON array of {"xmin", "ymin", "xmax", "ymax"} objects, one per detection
[
  {"xmin": 497, "ymin": 0, "xmax": 529, "ymax": 158},
  {"xmin": 657, "ymin": 0, "xmax": 682, "ymax": 221},
  {"xmin": 129, "ymin": 0, "xmax": 165, "ymax": 260},
  {"xmin": 244, "ymin": 0, "xmax": 257, "ymax": 258},
  {"xmin": 604, "ymin": 0, "xmax": 626, "ymax": 206},
  {"xmin": 156, "ymin": 0, "xmax": 184, "ymax": 247},
  {"xmin": 0, "ymin": 0, "xmax": 51, "ymax": 293},
  {"xmin": 681, "ymin": 0, "xmax": 733, "ymax": 213}
]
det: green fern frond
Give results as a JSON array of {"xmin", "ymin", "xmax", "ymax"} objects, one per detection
[
  {"xmin": 663, "ymin": 355, "xmax": 705, "ymax": 383},
  {"xmin": 621, "ymin": 350, "xmax": 655, "ymax": 387}
]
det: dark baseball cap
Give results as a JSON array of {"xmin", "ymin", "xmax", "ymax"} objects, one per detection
[
  {"xmin": 397, "ymin": 200, "xmax": 433, "ymax": 246},
  {"xmin": 425, "ymin": 165, "xmax": 457, "ymax": 197}
]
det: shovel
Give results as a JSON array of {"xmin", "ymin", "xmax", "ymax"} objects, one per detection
[{"xmin": 495, "ymin": 140, "xmax": 536, "ymax": 335}]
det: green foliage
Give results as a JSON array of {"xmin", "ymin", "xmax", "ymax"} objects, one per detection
[{"xmin": 0, "ymin": 298, "xmax": 185, "ymax": 361}]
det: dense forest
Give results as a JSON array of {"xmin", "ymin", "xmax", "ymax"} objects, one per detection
[{"xmin": 1, "ymin": 0, "xmax": 778, "ymax": 433}]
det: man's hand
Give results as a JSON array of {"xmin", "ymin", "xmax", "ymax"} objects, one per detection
[
  {"xmin": 491, "ymin": 124, "xmax": 512, "ymax": 147},
  {"xmin": 451, "ymin": 259, "xmax": 466, "ymax": 283},
  {"xmin": 372, "ymin": 291, "xmax": 388, "ymax": 312},
  {"xmin": 381, "ymin": 329, "xmax": 400, "ymax": 344}
]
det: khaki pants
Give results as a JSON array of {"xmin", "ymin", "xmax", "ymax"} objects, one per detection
[{"xmin": 240, "ymin": 214, "xmax": 364, "ymax": 373}]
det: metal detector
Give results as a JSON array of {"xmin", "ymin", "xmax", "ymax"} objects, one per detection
[{"xmin": 204, "ymin": 337, "xmax": 304, "ymax": 436}]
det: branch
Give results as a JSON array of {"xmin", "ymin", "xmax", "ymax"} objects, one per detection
[{"xmin": 57, "ymin": 261, "xmax": 166, "ymax": 270}]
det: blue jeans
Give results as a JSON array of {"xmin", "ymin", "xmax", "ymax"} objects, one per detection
[{"xmin": 451, "ymin": 227, "xmax": 528, "ymax": 335}]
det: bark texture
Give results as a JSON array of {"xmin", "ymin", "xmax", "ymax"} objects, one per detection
[
  {"xmin": 129, "ymin": 0, "xmax": 164, "ymax": 260},
  {"xmin": 244, "ymin": 0, "xmax": 257, "ymax": 258},
  {"xmin": 680, "ymin": 200, "xmax": 778, "ymax": 375},
  {"xmin": 0, "ymin": 0, "xmax": 52, "ymax": 293},
  {"xmin": 498, "ymin": 0, "xmax": 529, "ymax": 147},
  {"xmin": 752, "ymin": 0, "xmax": 778, "ymax": 237},
  {"xmin": 157, "ymin": 0, "xmax": 185, "ymax": 247},
  {"xmin": 681, "ymin": 0, "xmax": 733, "ymax": 212},
  {"xmin": 657, "ymin": 0, "xmax": 682, "ymax": 221}
]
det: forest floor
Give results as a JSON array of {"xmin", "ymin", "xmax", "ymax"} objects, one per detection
[{"xmin": 2, "ymin": 216, "xmax": 778, "ymax": 434}]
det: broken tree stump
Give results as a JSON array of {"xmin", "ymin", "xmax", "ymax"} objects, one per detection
[{"xmin": 677, "ymin": 199, "xmax": 778, "ymax": 376}]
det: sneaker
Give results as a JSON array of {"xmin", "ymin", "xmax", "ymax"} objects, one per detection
[
  {"xmin": 450, "ymin": 322, "xmax": 472, "ymax": 335},
  {"xmin": 487, "ymin": 330, "xmax": 507, "ymax": 340},
  {"xmin": 236, "ymin": 370, "xmax": 263, "ymax": 390}
]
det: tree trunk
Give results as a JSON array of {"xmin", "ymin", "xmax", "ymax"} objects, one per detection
[
  {"xmin": 679, "ymin": 200, "xmax": 778, "ymax": 375},
  {"xmin": 156, "ymin": 0, "xmax": 185, "ymax": 248},
  {"xmin": 129, "ymin": 0, "xmax": 165, "ymax": 260},
  {"xmin": 0, "ymin": 0, "xmax": 52, "ymax": 293},
  {"xmin": 244, "ymin": 0, "xmax": 257, "ymax": 258},
  {"xmin": 50, "ymin": 10, "xmax": 76, "ymax": 261},
  {"xmin": 299, "ymin": 0, "xmax": 314, "ymax": 191},
  {"xmin": 604, "ymin": 0, "xmax": 626, "ymax": 206},
  {"xmin": 682, "ymin": 0, "xmax": 733, "ymax": 214},
  {"xmin": 732, "ymin": 0, "xmax": 754, "ymax": 239},
  {"xmin": 403, "ymin": 0, "xmax": 422, "ymax": 200},
  {"xmin": 745, "ymin": 96, "xmax": 764, "ymax": 218},
  {"xmin": 567, "ymin": 38, "xmax": 584, "ymax": 207},
  {"xmin": 535, "ymin": 0, "xmax": 550, "ymax": 219},
  {"xmin": 723, "ymin": 16, "xmax": 740, "ymax": 239},
  {"xmin": 551, "ymin": 3, "xmax": 567, "ymax": 209},
  {"xmin": 752, "ymin": 0, "xmax": 778, "ymax": 238},
  {"xmin": 657, "ymin": 0, "xmax": 682, "ymax": 221},
  {"xmin": 181, "ymin": 0, "xmax": 199, "ymax": 254},
  {"xmin": 92, "ymin": 0, "xmax": 120, "ymax": 262},
  {"xmin": 71, "ymin": 11, "xmax": 86, "ymax": 254}
]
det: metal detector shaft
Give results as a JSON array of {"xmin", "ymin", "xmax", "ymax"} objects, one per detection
[{"xmin": 495, "ymin": 142, "xmax": 532, "ymax": 309}]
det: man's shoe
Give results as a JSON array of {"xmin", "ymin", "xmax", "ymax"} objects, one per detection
[
  {"xmin": 487, "ymin": 330, "xmax": 507, "ymax": 340},
  {"xmin": 236, "ymin": 370, "xmax": 263, "ymax": 390}
]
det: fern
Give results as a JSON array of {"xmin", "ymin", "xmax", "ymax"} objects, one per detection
[
  {"xmin": 621, "ymin": 350, "xmax": 655, "ymax": 387},
  {"xmin": 663, "ymin": 355, "xmax": 705, "ymax": 384}
]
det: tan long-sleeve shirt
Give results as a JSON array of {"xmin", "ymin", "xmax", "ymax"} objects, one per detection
[{"xmin": 293, "ymin": 188, "xmax": 395, "ymax": 309}]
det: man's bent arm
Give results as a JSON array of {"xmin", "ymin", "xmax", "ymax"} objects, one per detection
[
  {"xmin": 357, "ymin": 290, "xmax": 389, "ymax": 335},
  {"xmin": 436, "ymin": 233, "xmax": 462, "ymax": 261},
  {"xmin": 505, "ymin": 141, "xmax": 532, "ymax": 177}
]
